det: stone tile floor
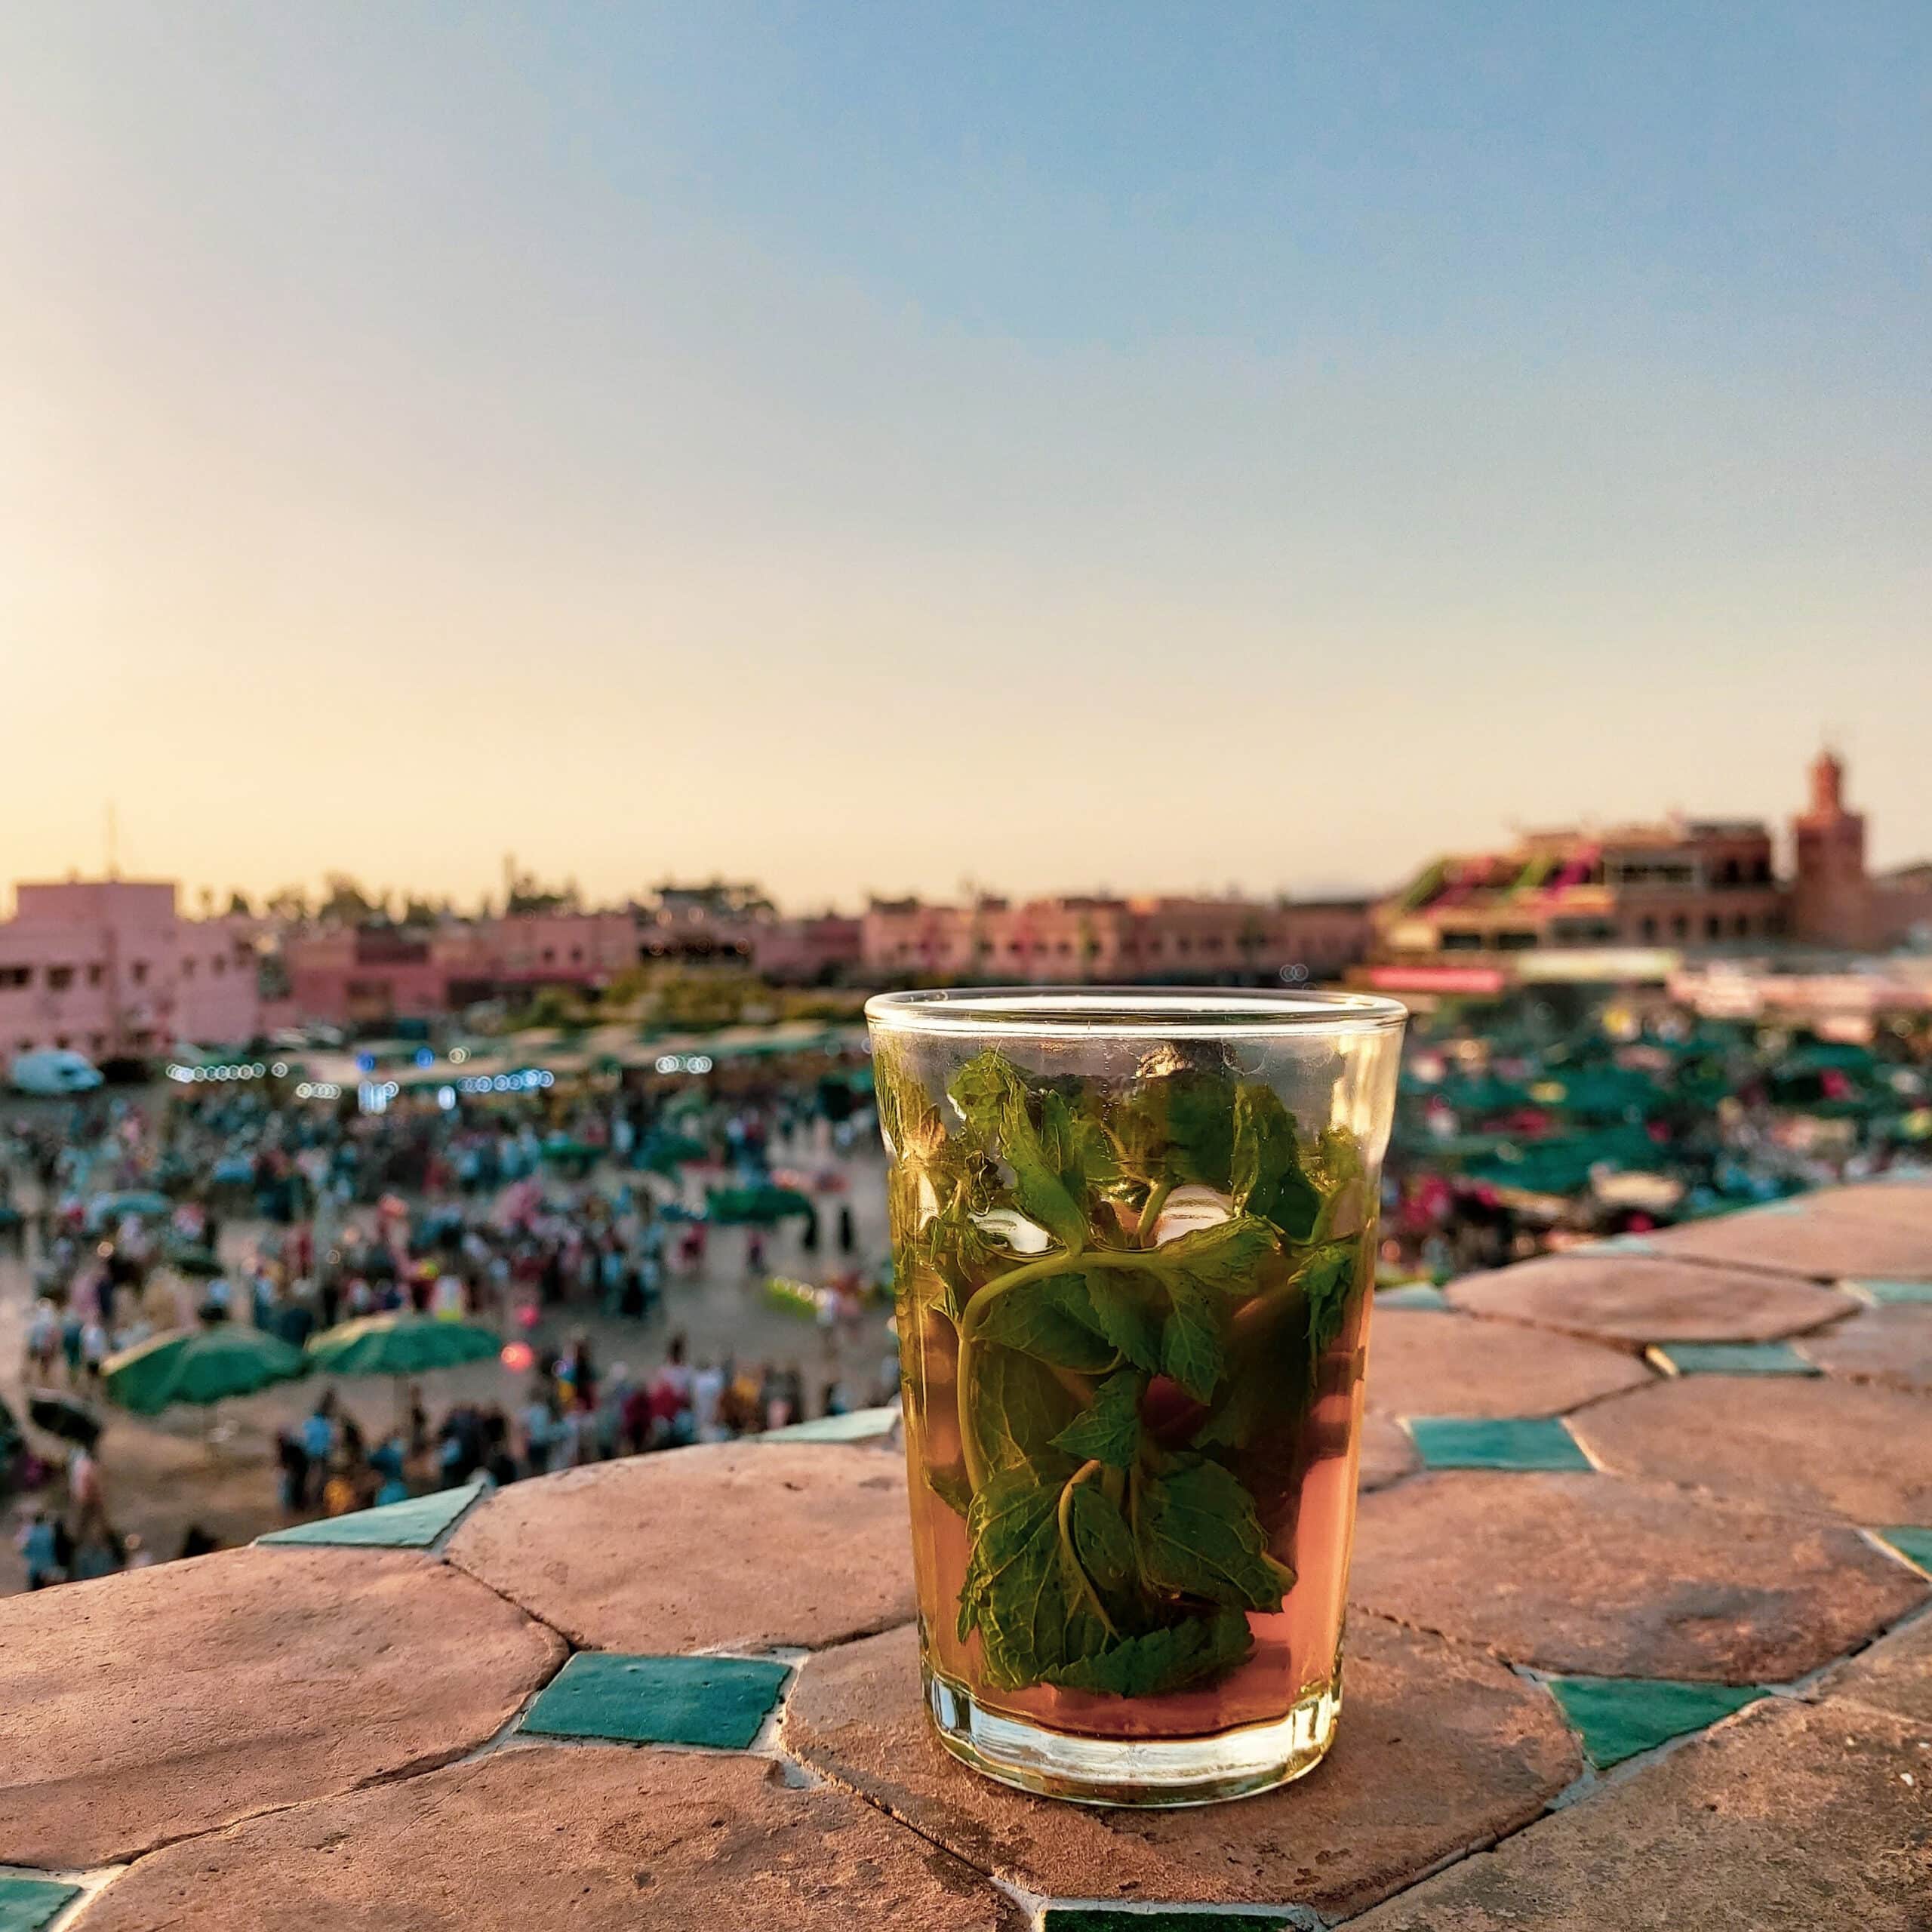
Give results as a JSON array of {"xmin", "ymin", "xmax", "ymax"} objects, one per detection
[{"xmin": 2, "ymin": 1178, "xmax": 1927, "ymax": 1929}]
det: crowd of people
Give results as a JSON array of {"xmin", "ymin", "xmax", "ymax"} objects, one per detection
[{"xmin": 2, "ymin": 1057, "xmax": 896, "ymax": 1589}]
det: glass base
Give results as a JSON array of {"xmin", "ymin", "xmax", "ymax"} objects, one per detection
[{"xmin": 921, "ymin": 1665, "xmax": 1342, "ymax": 1807}]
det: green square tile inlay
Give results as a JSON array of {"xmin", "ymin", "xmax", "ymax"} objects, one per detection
[
  {"xmin": 1649, "ymin": 1342, "xmax": 1818, "ymax": 1377},
  {"xmin": 521, "ymin": 1652, "xmax": 790, "ymax": 1749},
  {"xmin": 0, "ymin": 1875, "xmax": 82, "ymax": 1932},
  {"xmin": 258, "ymin": 1480, "xmax": 487, "ymax": 1549},
  {"xmin": 759, "ymin": 1404, "xmax": 898, "ymax": 1443},
  {"xmin": 1878, "ymin": 1526, "xmax": 1932, "ymax": 1575},
  {"xmin": 1849, "ymin": 1279, "xmax": 1932, "ymax": 1305},
  {"xmin": 1376, "ymin": 1283, "xmax": 1451, "ymax": 1312},
  {"xmin": 1042, "ymin": 1912, "xmax": 1310, "ymax": 1932},
  {"xmin": 1549, "ymin": 1675, "xmax": 1765, "ymax": 1770},
  {"xmin": 1409, "ymin": 1416, "xmax": 1592, "ymax": 1472}
]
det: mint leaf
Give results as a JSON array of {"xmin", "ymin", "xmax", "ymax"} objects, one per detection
[
  {"xmin": 1151, "ymin": 1214, "xmax": 1278, "ymax": 1291},
  {"xmin": 1161, "ymin": 1072, "xmax": 1237, "ymax": 1188},
  {"xmin": 957, "ymin": 1457, "xmax": 1109, "ymax": 1687},
  {"xmin": 926, "ymin": 1464, "xmax": 973, "ymax": 1519},
  {"xmin": 1069, "ymin": 1481, "xmax": 1136, "ymax": 1589},
  {"xmin": 970, "ymin": 1344, "xmax": 1081, "ymax": 1475},
  {"xmin": 1160, "ymin": 1277, "xmax": 1225, "ymax": 1403},
  {"xmin": 1044, "ymin": 1608, "xmax": 1254, "ymax": 1698},
  {"xmin": 1189, "ymin": 1283, "xmax": 1314, "ymax": 1451},
  {"xmin": 1308, "ymin": 1124, "xmax": 1368, "ymax": 1241},
  {"xmin": 874, "ymin": 1041, "xmax": 941, "ymax": 1163},
  {"xmin": 948, "ymin": 1051, "xmax": 1088, "ymax": 1252},
  {"xmin": 916, "ymin": 1189, "xmax": 998, "ymax": 1324},
  {"xmin": 1051, "ymin": 1369, "xmax": 1145, "ymax": 1469},
  {"xmin": 1082, "ymin": 1271, "xmax": 1165, "ymax": 1371},
  {"xmin": 1231, "ymin": 1084, "xmax": 1324, "ymax": 1243},
  {"xmin": 1108, "ymin": 1067, "xmax": 1237, "ymax": 1191},
  {"xmin": 1303, "ymin": 1238, "xmax": 1364, "ymax": 1357},
  {"xmin": 1136, "ymin": 1454, "xmax": 1294, "ymax": 1612},
  {"xmin": 972, "ymin": 1273, "xmax": 1118, "ymax": 1374},
  {"xmin": 947, "ymin": 1049, "xmax": 1028, "ymax": 1132},
  {"xmin": 1040, "ymin": 1088, "xmax": 1121, "ymax": 1205}
]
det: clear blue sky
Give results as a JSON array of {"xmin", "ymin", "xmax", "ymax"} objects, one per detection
[{"xmin": 2, "ymin": 2, "xmax": 1926, "ymax": 907}]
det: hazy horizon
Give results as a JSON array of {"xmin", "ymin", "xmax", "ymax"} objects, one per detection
[{"xmin": 4, "ymin": 4, "xmax": 1927, "ymax": 911}]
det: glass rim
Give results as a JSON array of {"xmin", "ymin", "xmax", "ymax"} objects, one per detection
[{"xmin": 863, "ymin": 984, "xmax": 1407, "ymax": 1041}]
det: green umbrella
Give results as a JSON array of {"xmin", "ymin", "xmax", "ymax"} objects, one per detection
[
  {"xmin": 306, "ymin": 1314, "xmax": 503, "ymax": 1378},
  {"xmin": 103, "ymin": 1324, "xmax": 309, "ymax": 1417},
  {"xmin": 638, "ymin": 1129, "xmax": 707, "ymax": 1175},
  {"xmin": 706, "ymin": 1183, "xmax": 816, "ymax": 1226}
]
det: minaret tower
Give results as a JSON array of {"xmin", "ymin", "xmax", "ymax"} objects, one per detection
[{"xmin": 1789, "ymin": 747, "xmax": 1870, "ymax": 948}]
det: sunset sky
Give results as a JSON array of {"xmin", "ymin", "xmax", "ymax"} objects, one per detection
[{"xmin": 2, "ymin": 3, "xmax": 1927, "ymax": 912}]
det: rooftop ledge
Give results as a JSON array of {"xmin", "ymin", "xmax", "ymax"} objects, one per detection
[{"xmin": 5, "ymin": 1179, "xmax": 1931, "ymax": 1931}]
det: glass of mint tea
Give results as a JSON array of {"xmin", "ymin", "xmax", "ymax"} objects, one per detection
[{"xmin": 866, "ymin": 988, "xmax": 1406, "ymax": 1805}]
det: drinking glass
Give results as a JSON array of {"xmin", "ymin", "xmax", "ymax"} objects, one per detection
[{"xmin": 866, "ymin": 987, "xmax": 1405, "ymax": 1805}]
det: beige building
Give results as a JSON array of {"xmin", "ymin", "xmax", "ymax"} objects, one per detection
[
  {"xmin": 860, "ymin": 894, "xmax": 1373, "ymax": 984},
  {"xmin": 1374, "ymin": 752, "xmax": 1930, "ymax": 965}
]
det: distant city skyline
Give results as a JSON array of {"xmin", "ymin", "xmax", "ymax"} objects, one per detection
[
  {"xmin": 3, "ymin": 5, "xmax": 1927, "ymax": 907},
  {"xmin": 18, "ymin": 740, "xmax": 1926, "ymax": 921}
]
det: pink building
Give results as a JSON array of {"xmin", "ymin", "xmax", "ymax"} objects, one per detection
[
  {"xmin": 278, "ymin": 925, "xmax": 491, "ymax": 1028},
  {"xmin": 280, "ymin": 914, "xmax": 641, "ymax": 1026},
  {"xmin": 860, "ymin": 895, "xmax": 1373, "ymax": 984},
  {"xmin": 751, "ymin": 914, "xmax": 865, "ymax": 984},
  {"xmin": 0, "ymin": 879, "xmax": 262, "ymax": 1060},
  {"xmin": 280, "ymin": 903, "xmax": 869, "ymax": 1026}
]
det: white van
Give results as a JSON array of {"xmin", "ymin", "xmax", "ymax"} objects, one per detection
[{"xmin": 8, "ymin": 1048, "xmax": 106, "ymax": 1096}]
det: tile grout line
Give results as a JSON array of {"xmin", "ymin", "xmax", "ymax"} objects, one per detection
[
  {"xmin": 434, "ymin": 1546, "xmax": 581, "ymax": 1651},
  {"xmin": 1032, "ymin": 1898, "xmax": 1326, "ymax": 1930}
]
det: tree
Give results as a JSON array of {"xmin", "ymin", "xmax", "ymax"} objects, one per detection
[
  {"xmin": 264, "ymin": 886, "xmax": 310, "ymax": 923},
  {"xmin": 505, "ymin": 870, "xmax": 581, "ymax": 915},
  {"xmin": 317, "ymin": 875, "xmax": 381, "ymax": 926},
  {"xmin": 509, "ymin": 985, "xmax": 589, "ymax": 1031},
  {"xmin": 227, "ymin": 889, "xmax": 255, "ymax": 918}
]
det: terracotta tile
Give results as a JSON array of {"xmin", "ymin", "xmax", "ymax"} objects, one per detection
[
  {"xmin": 0, "ymin": 1546, "xmax": 564, "ymax": 1868},
  {"xmin": 1566, "ymin": 1374, "xmax": 1932, "ymax": 1525},
  {"xmin": 1349, "ymin": 1472, "xmax": 1926, "ymax": 1682},
  {"xmin": 447, "ymin": 1441, "xmax": 915, "ymax": 1653},
  {"xmin": 781, "ymin": 1617, "xmax": 1580, "ymax": 1918},
  {"xmin": 1366, "ymin": 1309, "xmax": 1652, "ymax": 1418},
  {"xmin": 1349, "ymin": 1698, "xmax": 1932, "ymax": 1931},
  {"xmin": 1446, "ymin": 1254, "xmax": 1856, "ymax": 1344},
  {"xmin": 1795, "ymin": 1303, "xmax": 1932, "ymax": 1393},
  {"xmin": 1814, "ymin": 1610, "xmax": 1932, "ymax": 1726},
  {"xmin": 1806, "ymin": 1180, "xmax": 1932, "ymax": 1235},
  {"xmin": 1644, "ymin": 1201, "xmax": 1932, "ymax": 1281},
  {"xmin": 79, "ymin": 1744, "xmax": 1018, "ymax": 1932}
]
